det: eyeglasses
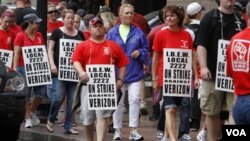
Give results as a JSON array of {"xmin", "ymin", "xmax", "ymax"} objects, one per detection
[{"xmin": 48, "ymin": 10, "xmax": 57, "ymax": 14}]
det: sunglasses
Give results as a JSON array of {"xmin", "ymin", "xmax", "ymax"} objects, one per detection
[{"xmin": 48, "ymin": 10, "xmax": 57, "ymax": 14}]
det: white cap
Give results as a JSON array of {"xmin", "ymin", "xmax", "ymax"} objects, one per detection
[{"xmin": 186, "ymin": 2, "xmax": 204, "ymax": 16}]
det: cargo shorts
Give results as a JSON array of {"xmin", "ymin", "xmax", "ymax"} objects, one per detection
[
  {"xmin": 199, "ymin": 80, "xmax": 234, "ymax": 116},
  {"xmin": 80, "ymin": 85, "xmax": 113, "ymax": 125}
]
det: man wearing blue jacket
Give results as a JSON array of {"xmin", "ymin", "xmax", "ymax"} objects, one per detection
[{"xmin": 106, "ymin": 3, "xmax": 149, "ymax": 141}]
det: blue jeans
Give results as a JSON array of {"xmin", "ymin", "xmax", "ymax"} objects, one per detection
[
  {"xmin": 46, "ymin": 77, "xmax": 57, "ymax": 102},
  {"xmin": 178, "ymin": 97, "xmax": 190, "ymax": 138},
  {"xmin": 233, "ymin": 94, "xmax": 250, "ymax": 124},
  {"xmin": 48, "ymin": 80, "xmax": 77, "ymax": 131}
]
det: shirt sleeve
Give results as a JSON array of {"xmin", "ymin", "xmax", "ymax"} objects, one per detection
[
  {"xmin": 50, "ymin": 29, "xmax": 59, "ymax": 42},
  {"xmin": 72, "ymin": 42, "xmax": 84, "ymax": 65},
  {"xmin": 14, "ymin": 32, "xmax": 24, "ymax": 47}
]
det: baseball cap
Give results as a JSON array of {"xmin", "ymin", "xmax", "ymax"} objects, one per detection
[
  {"xmin": 186, "ymin": 2, "xmax": 205, "ymax": 16},
  {"xmin": 23, "ymin": 13, "xmax": 42, "ymax": 23},
  {"xmin": 89, "ymin": 16, "xmax": 103, "ymax": 26}
]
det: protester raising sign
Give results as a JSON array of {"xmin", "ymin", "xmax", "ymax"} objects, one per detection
[
  {"xmin": 58, "ymin": 39, "xmax": 81, "ymax": 82},
  {"xmin": 215, "ymin": 40, "xmax": 234, "ymax": 92},
  {"xmin": 163, "ymin": 48, "xmax": 192, "ymax": 97},
  {"xmin": 86, "ymin": 65, "xmax": 117, "ymax": 110},
  {"xmin": 0, "ymin": 49, "xmax": 13, "ymax": 68},
  {"xmin": 22, "ymin": 45, "xmax": 52, "ymax": 87}
]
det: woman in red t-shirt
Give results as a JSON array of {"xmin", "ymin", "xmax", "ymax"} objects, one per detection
[
  {"xmin": 6, "ymin": 9, "xmax": 22, "ymax": 38},
  {"xmin": 0, "ymin": 11, "xmax": 15, "ymax": 51},
  {"xmin": 151, "ymin": 5, "xmax": 198, "ymax": 141},
  {"xmin": 13, "ymin": 13, "xmax": 46, "ymax": 129}
]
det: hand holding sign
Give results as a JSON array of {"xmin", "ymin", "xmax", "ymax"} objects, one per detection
[
  {"xmin": 50, "ymin": 64, "xmax": 58, "ymax": 74},
  {"xmin": 194, "ymin": 77, "xmax": 200, "ymax": 89},
  {"xmin": 79, "ymin": 72, "xmax": 89, "ymax": 84},
  {"xmin": 200, "ymin": 67, "xmax": 212, "ymax": 80},
  {"xmin": 116, "ymin": 79, "xmax": 123, "ymax": 90}
]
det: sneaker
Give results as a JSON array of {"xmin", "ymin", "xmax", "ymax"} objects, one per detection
[
  {"xmin": 179, "ymin": 134, "xmax": 191, "ymax": 141},
  {"xmin": 113, "ymin": 129, "xmax": 122, "ymax": 140},
  {"xmin": 30, "ymin": 113, "xmax": 40, "ymax": 126},
  {"xmin": 197, "ymin": 129, "xmax": 207, "ymax": 141},
  {"xmin": 161, "ymin": 137, "xmax": 169, "ymax": 141},
  {"xmin": 156, "ymin": 130, "xmax": 164, "ymax": 139},
  {"xmin": 129, "ymin": 130, "xmax": 144, "ymax": 140},
  {"xmin": 24, "ymin": 118, "xmax": 32, "ymax": 128},
  {"xmin": 64, "ymin": 128, "xmax": 79, "ymax": 135}
]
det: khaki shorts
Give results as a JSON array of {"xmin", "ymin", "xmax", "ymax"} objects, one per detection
[
  {"xmin": 200, "ymin": 80, "xmax": 234, "ymax": 116},
  {"xmin": 80, "ymin": 85, "xmax": 113, "ymax": 125}
]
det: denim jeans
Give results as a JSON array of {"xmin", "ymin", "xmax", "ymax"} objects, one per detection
[
  {"xmin": 157, "ymin": 103, "xmax": 165, "ymax": 132},
  {"xmin": 46, "ymin": 77, "xmax": 57, "ymax": 102},
  {"xmin": 190, "ymin": 88, "xmax": 201, "ymax": 129},
  {"xmin": 233, "ymin": 94, "xmax": 250, "ymax": 124},
  {"xmin": 178, "ymin": 97, "xmax": 190, "ymax": 138},
  {"xmin": 48, "ymin": 80, "xmax": 77, "ymax": 131},
  {"xmin": 157, "ymin": 89, "xmax": 165, "ymax": 131}
]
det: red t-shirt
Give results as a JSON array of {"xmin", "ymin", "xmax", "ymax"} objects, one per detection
[
  {"xmin": 153, "ymin": 27, "xmax": 194, "ymax": 86},
  {"xmin": 83, "ymin": 31, "xmax": 91, "ymax": 40},
  {"xmin": 132, "ymin": 12, "xmax": 150, "ymax": 34},
  {"xmin": 0, "ymin": 29, "xmax": 15, "ymax": 50},
  {"xmin": 47, "ymin": 20, "xmax": 64, "ymax": 33},
  {"xmin": 226, "ymin": 28, "xmax": 250, "ymax": 96},
  {"xmin": 14, "ymin": 31, "xmax": 45, "ymax": 67},
  {"xmin": 148, "ymin": 24, "xmax": 167, "ymax": 55},
  {"xmin": 72, "ymin": 39, "xmax": 129, "ymax": 70}
]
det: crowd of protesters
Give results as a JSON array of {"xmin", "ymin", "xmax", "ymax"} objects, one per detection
[{"xmin": 1, "ymin": 0, "xmax": 250, "ymax": 141}]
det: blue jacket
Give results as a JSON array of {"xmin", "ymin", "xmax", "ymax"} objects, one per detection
[{"xmin": 106, "ymin": 24, "xmax": 149, "ymax": 83}]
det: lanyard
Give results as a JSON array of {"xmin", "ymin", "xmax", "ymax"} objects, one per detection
[
  {"xmin": 88, "ymin": 39, "xmax": 113, "ymax": 64},
  {"xmin": 219, "ymin": 10, "xmax": 242, "ymax": 39}
]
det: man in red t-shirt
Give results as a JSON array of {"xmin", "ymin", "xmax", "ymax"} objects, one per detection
[
  {"xmin": 226, "ymin": 2, "xmax": 250, "ymax": 124},
  {"xmin": 72, "ymin": 17, "xmax": 129, "ymax": 141}
]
